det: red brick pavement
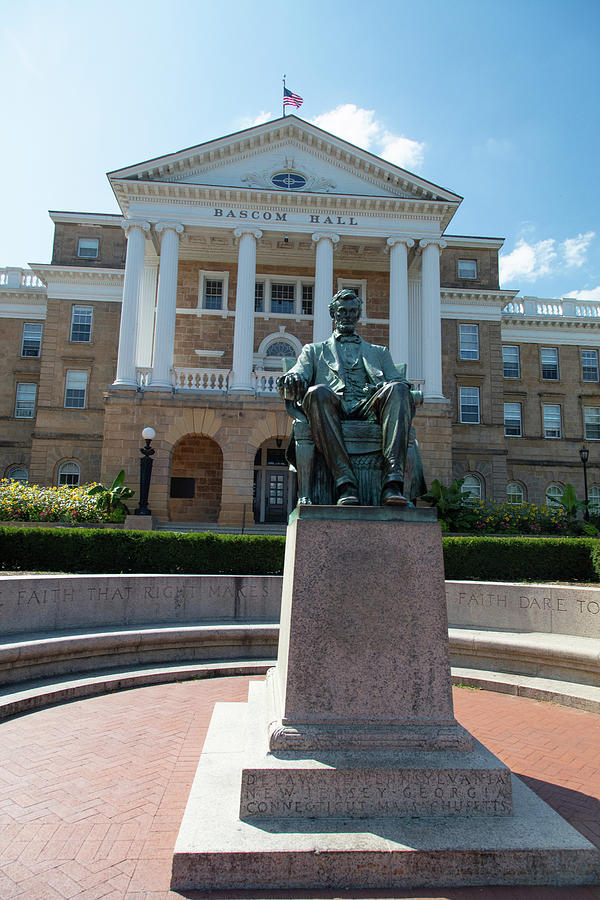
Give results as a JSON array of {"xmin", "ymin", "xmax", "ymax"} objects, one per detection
[{"xmin": 0, "ymin": 676, "xmax": 599, "ymax": 900}]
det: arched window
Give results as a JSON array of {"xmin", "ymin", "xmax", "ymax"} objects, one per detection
[
  {"xmin": 589, "ymin": 485, "xmax": 600, "ymax": 514},
  {"xmin": 265, "ymin": 339, "xmax": 297, "ymax": 359},
  {"xmin": 506, "ymin": 482, "xmax": 524, "ymax": 504},
  {"xmin": 461, "ymin": 474, "xmax": 482, "ymax": 502},
  {"xmin": 58, "ymin": 461, "xmax": 80, "ymax": 487},
  {"xmin": 545, "ymin": 483, "xmax": 563, "ymax": 507},
  {"xmin": 6, "ymin": 466, "xmax": 28, "ymax": 483}
]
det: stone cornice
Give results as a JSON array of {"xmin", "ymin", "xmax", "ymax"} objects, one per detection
[
  {"xmin": 108, "ymin": 116, "xmax": 462, "ymax": 206},
  {"xmin": 442, "ymin": 288, "xmax": 519, "ymax": 303},
  {"xmin": 29, "ymin": 266, "xmax": 124, "ymax": 303}
]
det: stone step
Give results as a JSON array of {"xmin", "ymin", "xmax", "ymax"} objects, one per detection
[{"xmin": 158, "ymin": 522, "xmax": 286, "ymax": 535}]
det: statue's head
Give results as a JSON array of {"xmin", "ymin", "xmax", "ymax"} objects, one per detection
[{"xmin": 329, "ymin": 289, "xmax": 362, "ymax": 335}]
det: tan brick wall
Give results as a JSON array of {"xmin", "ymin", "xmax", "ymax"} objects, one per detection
[
  {"xmin": 440, "ymin": 248, "xmax": 499, "ymax": 290},
  {"xmin": 0, "ymin": 316, "xmax": 40, "ymax": 478},
  {"xmin": 169, "ymin": 435, "xmax": 223, "ymax": 521},
  {"xmin": 51, "ymin": 223, "xmax": 126, "ymax": 269}
]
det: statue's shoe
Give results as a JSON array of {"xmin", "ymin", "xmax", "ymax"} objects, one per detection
[
  {"xmin": 381, "ymin": 485, "xmax": 408, "ymax": 505},
  {"xmin": 337, "ymin": 484, "xmax": 359, "ymax": 505}
]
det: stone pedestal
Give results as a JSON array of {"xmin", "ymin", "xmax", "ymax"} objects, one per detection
[{"xmin": 171, "ymin": 507, "xmax": 600, "ymax": 890}]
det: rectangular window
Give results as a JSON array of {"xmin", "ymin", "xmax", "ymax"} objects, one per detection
[
  {"xmin": 254, "ymin": 282, "xmax": 264, "ymax": 312},
  {"xmin": 584, "ymin": 407, "xmax": 600, "ymax": 440},
  {"xmin": 301, "ymin": 284, "xmax": 314, "ymax": 316},
  {"xmin": 459, "ymin": 386, "xmax": 480, "ymax": 423},
  {"xmin": 582, "ymin": 349, "xmax": 599, "ymax": 382},
  {"xmin": 541, "ymin": 347, "xmax": 559, "ymax": 380},
  {"xmin": 77, "ymin": 237, "xmax": 99, "ymax": 259},
  {"xmin": 459, "ymin": 324, "xmax": 479, "ymax": 360},
  {"xmin": 504, "ymin": 402, "xmax": 522, "ymax": 437},
  {"xmin": 70, "ymin": 306, "xmax": 93, "ymax": 342},
  {"xmin": 204, "ymin": 279, "xmax": 223, "ymax": 310},
  {"xmin": 14, "ymin": 383, "xmax": 36, "ymax": 418},
  {"xmin": 21, "ymin": 322, "xmax": 43, "ymax": 357},
  {"xmin": 271, "ymin": 283, "xmax": 295, "ymax": 314},
  {"xmin": 502, "ymin": 345, "xmax": 520, "ymax": 378},
  {"xmin": 64, "ymin": 370, "xmax": 88, "ymax": 408},
  {"xmin": 543, "ymin": 404, "xmax": 562, "ymax": 439},
  {"xmin": 458, "ymin": 259, "xmax": 477, "ymax": 279}
]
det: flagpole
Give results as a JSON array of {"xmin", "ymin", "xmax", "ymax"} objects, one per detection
[{"xmin": 282, "ymin": 74, "xmax": 286, "ymax": 117}]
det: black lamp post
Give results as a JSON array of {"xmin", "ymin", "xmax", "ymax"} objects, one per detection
[
  {"xmin": 579, "ymin": 444, "xmax": 590, "ymax": 521},
  {"xmin": 135, "ymin": 426, "xmax": 156, "ymax": 516}
]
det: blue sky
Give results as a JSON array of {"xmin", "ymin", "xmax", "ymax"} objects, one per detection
[{"xmin": 2, "ymin": 0, "xmax": 599, "ymax": 300}]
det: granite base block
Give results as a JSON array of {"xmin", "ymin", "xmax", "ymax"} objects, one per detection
[
  {"xmin": 241, "ymin": 681, "xmax": 512, "ymax": 819},
  {"xmin": 170, "ymin": 701, "xmax": 600, "ymax": 891}
]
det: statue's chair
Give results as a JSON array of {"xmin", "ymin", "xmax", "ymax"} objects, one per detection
[{"xmin": 280, "ymin": 359, "xmax": 426, "ymax": 506}]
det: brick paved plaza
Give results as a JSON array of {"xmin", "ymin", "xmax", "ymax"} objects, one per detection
[{"xmin": 0, "ymin": 675, "xmax": 599, "ymax": 900}]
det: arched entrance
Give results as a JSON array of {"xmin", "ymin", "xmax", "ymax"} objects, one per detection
[
  {"xmin": 253, "ymin": 439, "xmax": 296, "ymax": 524},
  {"xmin": 169, "ymin": 434, "xmax": 223, "ymax": 522}
]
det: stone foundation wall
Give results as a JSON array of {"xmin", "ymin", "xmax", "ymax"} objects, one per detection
[{"xmin": 169, "ymin": 434, "xmax": 223, "ymax": 522}]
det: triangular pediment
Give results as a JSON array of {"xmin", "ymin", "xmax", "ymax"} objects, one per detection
[{"xmin": 108, "ymin": 116, "xmax": 461, "ymax": 206}]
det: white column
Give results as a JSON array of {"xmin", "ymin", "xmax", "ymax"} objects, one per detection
[
  {"xmin": 136, "ymin": 261, "xmax": 158, "ymax": 368},
  {"xmin": 151, "ymin": 222, "xmax": 184, "ymax": 389},
  {"xmin": 230, "ymin": 227, "xmax": 262, "ymax": 393},
  {"xmin": 419, "ymin": 239, "xmax": 447, "ymax": 400},
  {"xmin": 113, "ymin": 219, "xmax": 150, "ymax": 387},
  {"xmin": 387, "ymin": 237, "xmax": 414, "ymax": 366},
  {"xmin": 312, "ymin": 232, "xmax": 340, "ymax": 342}
]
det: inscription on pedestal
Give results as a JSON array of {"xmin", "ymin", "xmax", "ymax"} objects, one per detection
[{"xmin": 240, "ymin": 768, "xmax": 513, "ymax": 819}]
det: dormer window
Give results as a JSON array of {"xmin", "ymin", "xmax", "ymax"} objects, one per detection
[
  {"xmin": 78, "ymin": 238, "xmax": 99, "ymax": 259},
  {"xmin": 457, "ymin": 259, "xmax": 477, "ymax": 279}
]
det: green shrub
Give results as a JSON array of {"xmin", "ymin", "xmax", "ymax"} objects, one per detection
[
  {"xmin": 0, "ymin": 527, "xmax": 285, "ymax": 575},
  {"xmin": 0, "ymin": 526, "xmax": 596, "ymax": 583},
  {"xmin": 442, "ymin": 536, "xmax": 598, "ymax": 583}
]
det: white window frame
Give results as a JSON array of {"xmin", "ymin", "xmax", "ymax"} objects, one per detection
[
  {"xmin": 507, "ymin": 482, "xmax": 524, "ymax": 504},
  {"xmin": 459, "ymin": 323, "xmax": 479, "ymax": 360},
  {"xmin": 6, "ymin": 465, "xmax": 28, "ymax": 483},
  {"xmin": 255, "ymin": 331, "xmax": 303, "ymax": 371},
  {"xmin": 457, "ymin": 259, "xmax": 477, "ymax": 279},
  {"xmin": 502, "ymin": 345, "xmax": 520, "ymax": 379},
  {"xmin": 64, "ymin": 370, "xmax": 88, "ymax": 409},
  {"xmin": 461, "ymin": 473, "xmax": 483, "ymax": 501},
  {"xmin": 70, "ymin": 306, "xmax": 93, "ymax": 343},
  {"xmin": 14, "ymin": 383, "xmax": 36, "ymax": 418},
  {"xmin": 336, "ymin": 279, "xmax": 368, "ymax": 316},
  {"xmin": 589, "ymin": 485, "xmax": 600, "ymax": 514},
  {"xmin": 77, "ymin": 237, "xmax": 99, "ymax": 259},
  {"xmin": 504, "ymin": 402, "xmax": 522, "ymax": 437},
  {"xmin": 58, "ymin": 461, "xmax": 80, "ymax": 487},
  {"xmin": 582, "ymin": 349, "xmax": 599, "ymax": 383},
  {"xmin": 541, "ymin": 347, "xmax": 559, "ymax": 380},
  {"xmin": 459, "ymin": 386, "xmax": 480, "ymax": 424},
  {"xmin": 270, "ymin": 281, "xmax": 296, "ymax": 316},
  {"xmin": 584, "ymin": 406, "xmax": 600, "ymax": 441},
  {"xmin": 253, "ymin": 276, "xmax": 316, "ymax": 320},
  {"xmin": 546, "ymin": 483, "xmax": 563, "ymax": 507},
  {"xmin": 543, "ymin": 404, "xmax": 562, "ymax": 439},
  {"xmin": 197, "ymin": 270, "xmax": 230, "ymax": 316},
  {"xmin": 21, "ymin": 322, "xmax": 42, "ymax": 357}
]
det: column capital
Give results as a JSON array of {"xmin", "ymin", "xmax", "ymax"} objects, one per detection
[
  {"xmin": 121, "ymin": 219, "xmax": 151, "ymax": 236},
  {"xmin": 312, "ymin": 232, "xmax": 340, "ymax": 246},
  {"xmin": 155, "ymin": 222, "xmax": 184, "ymax": 238},
  {"xmin": 233, "ymin": 226, "xmax": 262, "ymax": 241},
  {"xmin": 386, "ymin": 236, "xmax": 415, "ymax": 251},
  {"xmin": 419, "ymin": 238, "xmax": 447, "ymax": 251}
]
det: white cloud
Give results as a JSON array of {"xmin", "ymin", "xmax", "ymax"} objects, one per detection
[
  {"xmin": 240, "ymin": 111, "xmax": 273, "ymax": 128},
  {"xmin": 565, "ymin": 285, "xmax": 600, "ymax": 301},
  {"xmin": 312, "ymin": 104, "xmax": 381, "ymax": 149},
  {"xmin": 560, "ymin": 231, "xmax": 595, "ymax": 267},
  {"xmin": 379, "ymin": 132, "xmax": 425, "ymax": 169},
  {"xmin": 312, "ymin": 104, "xmax": 425, "ymax": 171},
  {"xmin": 499, "ymin": 238, "xmax": 557, "ymax": 284}
]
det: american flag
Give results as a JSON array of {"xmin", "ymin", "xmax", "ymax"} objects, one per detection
[{"xmin": 283, "ymin": 87, "xmax": 303, "ymax": 109}]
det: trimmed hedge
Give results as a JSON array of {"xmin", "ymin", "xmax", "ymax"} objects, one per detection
[
  {"xmin": 443, "ymin": 535, "xmax": 599, "ymax": 584},
  {"xmin": 0, "ymin": 526, "xmax": 285, "ymax": 575},
  {"xmin": 0, "ymin": 526, "xmax": 598, "ymax": 582}
]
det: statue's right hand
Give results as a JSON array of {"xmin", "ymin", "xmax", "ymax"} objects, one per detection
[{"xmin": 277, "ymin": 373, "xmax": 307, "ymax": 402}]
